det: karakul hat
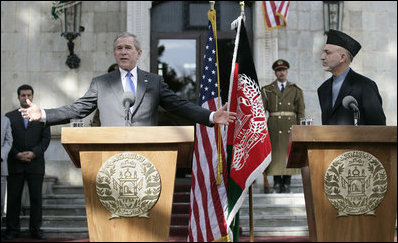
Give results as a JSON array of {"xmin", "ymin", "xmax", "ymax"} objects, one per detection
[{"xmin": 326, "ymin": 29, "xmax": 362, "ymax": 57}]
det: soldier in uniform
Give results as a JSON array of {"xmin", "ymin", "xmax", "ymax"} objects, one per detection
[{"xmin": 261, "ymin": 59, "xmax": 305, "ymax": 193}]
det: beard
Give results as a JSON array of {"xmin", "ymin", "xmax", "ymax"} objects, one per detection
[{"xmin": 322, "ymin": 65, "xmax": 332, "ymax": 72}]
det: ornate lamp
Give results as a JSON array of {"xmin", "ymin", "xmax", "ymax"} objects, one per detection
[
  {"xmin": 52, "ymin": 1, "xmax": 84, "ymax": 69},
  {"xmin": 323, "ymin": 1, "xmax": 343, "ymax": 34}
]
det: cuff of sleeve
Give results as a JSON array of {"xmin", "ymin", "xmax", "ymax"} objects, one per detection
[
  {"xmin": 209, "ymin": 111, "xmax": 215, "ymax": 124},
  {"xmin": 40, "ymin": 109, "xmax": 46, "ymax": 122}
]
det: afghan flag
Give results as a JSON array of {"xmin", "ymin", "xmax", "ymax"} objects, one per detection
[{"xmin": 226, "ymin": 16, "xmax": 272, "ymax": 241}]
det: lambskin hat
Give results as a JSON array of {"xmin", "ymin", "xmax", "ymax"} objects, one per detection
[
  {"xmin": 326, "ymin": 29, "xmax": 361, "ymax": 57},
  {"xmin": 272, "ymin": 59, "xmax": 289, "ymax": 71}
]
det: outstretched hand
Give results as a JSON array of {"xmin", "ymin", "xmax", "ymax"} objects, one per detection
[
  {"xmin": 18, "ymin": 99, "xmax": 42, "ymax": 122},
  {"xmin": 213, "ymin": 103, "xmax": 236, "ymax": 125}
]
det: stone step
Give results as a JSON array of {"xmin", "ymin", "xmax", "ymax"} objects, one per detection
[
  {"xmin": 52, "ymin": 184, "xmax": 84, "ymax": 194},
  {"xmin": 170, "ymin": 214, "xmax": 189, "ymax": 226},
  {"xmin": 240, "ymin": 226, "xmax": 309, "ymax": 237},
  {"xmin": 42, "ymin": 194, "xmax": 85, "ymax": 205},
  {"xmin": 23, "ymin": 204, "xmax": 87, "ymax": 216},
  {"xmin": 239, "ymin": 203, "xmax": 306, "ymax": 215},
  {"xmin": 239, "ymin": 214, "xmax": 308, "ymax": 227},
  {"xmin": 170, "ymin": 225, "xmax": 188, "ymax": 237},
  {"xmin": 3, "ymin": 215, "xmax": 88, "ymax": 228},
  {"xmin": 1, "ymin": 226, "xmax": 89, "ymax": 239},
  {"xmin": 173, "ymin": 192, "xmax": 190, "ymax": 203},
  {"xmin": 252, "ymin": 181, "xmax": 304, "ymax": 193},
  {"xmin": 171, "ymin": 202, "xmax": 190, "ymax": 215},
  {"xmin": 242, "ymin": 193, "xmax": 305, "ymax": 205}
]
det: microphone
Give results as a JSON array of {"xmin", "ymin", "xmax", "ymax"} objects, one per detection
[
  {"xmin": 342, "ymin": 95, "xmax": 360, "ymax": 125},
  {"xmin": 122, "ymin": 91, "xmax": 135, "ymax": 109},
  {"xmin": 342, "ymin": 95, "xmax": 359, "ymax": 112},
  {"xmin": 122, "ymin": 92, "xmax": 135, "ymax": 125}
]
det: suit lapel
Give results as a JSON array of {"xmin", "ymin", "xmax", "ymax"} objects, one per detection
[
  {"xmin": 323, "ymin": 78, "xmax": 333, "ymax": 109},
  {"xmin": 320, "ymin": 77, "xmax": 334, "ymax": 122},
  {"xmin": 130, "ymin": 68, "xmax": 149, "ymax": 117},
  {"xmin": 17, "ymin": 110, "xmax": 28, "ymax": 130},
  {"xmin": 107, "ymin": 70, "xmax": 124, "ymax": 107}
]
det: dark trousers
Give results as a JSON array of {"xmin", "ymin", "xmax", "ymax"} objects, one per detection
[{"xmin": 6, "ymin": 172, "xmax": 44, "ymax": 234}]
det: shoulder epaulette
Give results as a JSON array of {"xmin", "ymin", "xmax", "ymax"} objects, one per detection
[{"xmin": 288, "ymin": 82, "xmax": 303, "ymax": 91}]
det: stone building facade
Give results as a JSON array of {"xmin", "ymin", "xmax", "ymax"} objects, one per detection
[{"xmin": 1, "ymin": 1, "xmax": 396, "ymax": 184}]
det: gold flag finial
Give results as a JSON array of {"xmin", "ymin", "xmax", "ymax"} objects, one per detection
[
  {"xmin": 210, "ymin": 1, "xmax": 215, "ymax": 11},
  {"xmin": 240, "ymin": 1, "xmax": 245, "ymax": 13}
]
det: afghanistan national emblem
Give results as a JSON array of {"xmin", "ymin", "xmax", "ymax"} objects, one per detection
[
  {"xmin": 324, "ymin": 150, "xmax": 387, "ymax": 216},
  {"xmin": 96, "ymin": 152, "xmax": 161, "ymax": 219},
  {"xmin": 231, "ymin": 73, "xmax": 268, "ymax": 171}
]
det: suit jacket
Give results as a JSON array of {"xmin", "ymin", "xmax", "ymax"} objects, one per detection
[
  {"xmin": 5, "ymin": 109, "xmax": 51, "ymax": 174},
  {"xmin": 1, "ymin": 115, "xmax": 13, "ymax": 176},
  {"xmin": 317, "ymin": 69, "xmax": 386, "ymax": 125},
  {"xmin": 45, "ymin": 68, "xmax": 212, "ymax": 126}
]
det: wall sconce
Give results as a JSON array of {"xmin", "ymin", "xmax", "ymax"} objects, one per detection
[
  {"xmin": 323, "ymin": 1, "xmax": 343, "ymax": 34},
  {"xmin": 61, "ymin": 2, "xmax": 84, "ymax": 69}
]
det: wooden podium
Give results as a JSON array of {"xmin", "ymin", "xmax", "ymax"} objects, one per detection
[
  {"xmin": 61, "ymin": 126, "xmax": 194, "ymax": 242},
  {"xmin": 287, "ymin": 125, "xmax": 397, "ymax": 242}
]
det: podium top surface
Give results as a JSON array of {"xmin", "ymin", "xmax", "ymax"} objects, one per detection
[
  {"xmin": 290, "ymin": 125, "xmax": 397, "ymax": 143},
  {"xmin": 61, "ymin": 126, "xmax": 194, "ymax": 144},
  {"xmin": 287, "ymin": 125, "xmax": 396, "ymax": 168}
]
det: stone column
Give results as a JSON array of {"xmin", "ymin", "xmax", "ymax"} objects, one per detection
[
  {"xmin": 253, "ymin": 1, "xmax": 278, "ymax": 88},
  {"xmin": 126, "ymin": 1, "xmax": 152, "ymax": 72}
]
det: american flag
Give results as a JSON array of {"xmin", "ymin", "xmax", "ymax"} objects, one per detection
[
  {"xmin": 187, "ymin": 10, "xmax": 229, "ymax": 242},
  {"xmin": 262, "ymin": 1, "xmax": 290, "ymax": 30}
]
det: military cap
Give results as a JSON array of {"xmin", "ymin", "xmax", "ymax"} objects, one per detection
[
  {"xmin": 272, "ymin": 59, "xmax": 289, "ymax": 71},
  {"xmin": 326, "ymin": 29, "xmax": 361, "ymax": 57}
]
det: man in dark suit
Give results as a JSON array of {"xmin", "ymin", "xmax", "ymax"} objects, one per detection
[
  {"xmin": 5, "ymin": 85, "xmax": 51, "ymax": 240},
  {"xmin": 19, "ymin": 32, "xmax": 236, "ymax": 127},
  {"xmin": 318, "ymin": 29, "xmax": 386, "ymax": 125}
]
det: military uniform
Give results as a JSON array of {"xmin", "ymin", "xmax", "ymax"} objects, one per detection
[{"xmin": 261, "ymin": 81, "xmax": 305, "ymax": 176}]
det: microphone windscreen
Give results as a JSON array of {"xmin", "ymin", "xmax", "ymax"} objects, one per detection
[
  {"xmin": 342, "ymin": 95, "xmax": 358, "ymax": 110},
  {"xmin": 122, "ymin": 91, "xmax": 135, "ymax": 108}
]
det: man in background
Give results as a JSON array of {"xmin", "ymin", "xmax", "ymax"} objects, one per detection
[
  {"xmin": 261, "ymin": 59, "xmax": 305, "ymax": 193},
  {"xmin": 5, "ymin": 84, "xmax": 51, "ymax": 240}
]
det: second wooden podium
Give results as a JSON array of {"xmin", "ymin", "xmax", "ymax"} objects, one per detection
[
  {"xmin": 61, "ymin": 126, "xmax": 194, "ymax": 242},
  {"xmin": 287, "ymin": 125, "xmax": 397, "ymax": 242}
]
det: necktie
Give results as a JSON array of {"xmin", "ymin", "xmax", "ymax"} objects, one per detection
[
  {"xmin": 126, "ymin": 72, "xmax": 136, "ymax": 95},
  {"xmin": 24, "ymin": 118, "xmax": 29, "ymax": 128},
  {"xmin": 281, "ymin": 83, "xmax": 284, "ymax": 92}
]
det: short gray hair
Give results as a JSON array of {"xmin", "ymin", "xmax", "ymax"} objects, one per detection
[
  {"xmin": 113, "ymin": 32, "xmax": 142, "ymax": 51},
  {"xmin": 345, "ymin": 49, "xmax": 354, "ymax": 62}
]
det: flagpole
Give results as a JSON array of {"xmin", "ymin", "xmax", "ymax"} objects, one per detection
[
  {"xmin": 238, "ymin": 3, "xmax": 254, "ymax": 242},
  {"xmin": 249, "ymin": 185, "xmax": 254, "ymax": 242}
]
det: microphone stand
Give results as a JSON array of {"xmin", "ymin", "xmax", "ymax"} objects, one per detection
[
  {"xmin": 353, "ymin": 110, "xmax": 360, "ymax": 126},
  {"xmin": 124, "ymin": 106, "xmax": 131, "ymax": 126}
]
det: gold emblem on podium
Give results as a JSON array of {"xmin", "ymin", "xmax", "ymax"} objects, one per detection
[
  {"xmin": 324, "ymin": 150, "xmax": 387, "ymax": 216},
  {"xmin": 96, "ymin": 152, "xmax": 161, "ymax": 219}
]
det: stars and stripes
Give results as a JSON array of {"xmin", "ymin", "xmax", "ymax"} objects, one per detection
[
  {"xmin": 262, "ymin": 1, "xmax": 290, "ymax": 30},
  {"xmin": 187, "ymin": 10, "xmax": 229, "ymax": 242}
]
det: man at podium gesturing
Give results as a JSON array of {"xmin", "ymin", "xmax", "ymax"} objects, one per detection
[
  {"xmin": 19, "ymin": 32, "xmax": 236, "ymax": 127},
  {"xmin": 318, "ymin": 29, "xmax": 386, "ymax": 125}
]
